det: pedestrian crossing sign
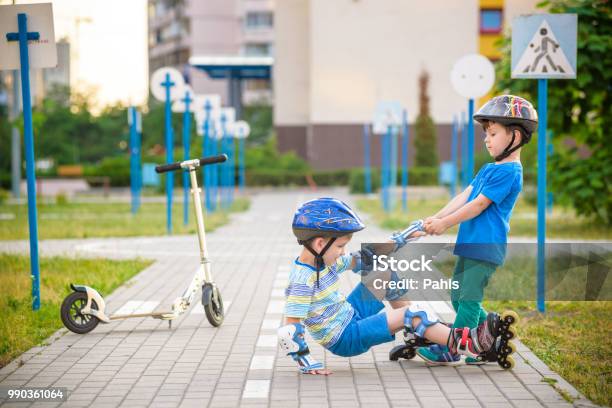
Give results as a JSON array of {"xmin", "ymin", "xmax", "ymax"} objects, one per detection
[{"xmin": 512, "ymin": 14, "xmax": 577, "ymax": 79}]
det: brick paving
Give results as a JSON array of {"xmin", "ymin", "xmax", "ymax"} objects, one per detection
[{"xmin": 0, "ymin": 188, "xmax": 597, "ymax": 407}]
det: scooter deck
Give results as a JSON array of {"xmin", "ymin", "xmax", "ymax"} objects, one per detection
[{"xmin": 110, "ymin": 311, "xmax": 174, "ymax": 320}]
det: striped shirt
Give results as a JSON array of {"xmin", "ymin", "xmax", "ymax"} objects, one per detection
[{"xmin": 284, "ymin": 254, "xmax": 355, "ymax": 348}]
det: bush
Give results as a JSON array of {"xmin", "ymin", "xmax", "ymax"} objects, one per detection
[
  {"xmin": 84, "ymin": 156, "xmax": 130, "ymax": 186},
  {"xmin": 349, "ymin": 169, "xmax": 381, "ymax": 194},
  {"xmin": 350, "ymin": 167, "xmax": 439, "ymax": 194},
  {"xmin": 0, "ymin": 189, "xmax": 8, "ymax": 205}
]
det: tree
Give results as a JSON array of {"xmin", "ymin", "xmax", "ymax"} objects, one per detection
[
  {"xmin": 494, "ymin": 0, "xmax": 611, "ymax": 224},
  {"xmin": 414, "ymin": 70, "xmax": 439, "ymax": 167}
]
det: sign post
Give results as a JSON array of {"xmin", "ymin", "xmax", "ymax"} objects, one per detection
[
  {"xmin": 451, "ymin": 54, "xmax": 495, "ymax": 180},
  {"xmin": 195, "ymin": 94, "xmax": 221, "ymax": 213},
  {"xmin": 401, "ymin": 109, "xmax": 409, "ymax": 212},
  {"xmin": 128, "ymin": 107, "xmax": 142, "ymax": 214},
  {"xmin": 373, "ymin": 102, "xmax": 403, "ymax": 213},
  {"xmin": 173, "ymin": 85, "xmax": 195, "ymax": 225},
  {"xmin": 362, "ymin": 124, "xmax": 371, "ymax": 195},
  {"xmin": 1, "ymin": 3, "xmax": 57, "ymax": 311},
  {"xmin": 234, "ymin": 121, "xmax": 251, "ymax": 192},
  {"xmin": 511, "ymin": 13, "xmax": 577, "ymax": 313},
  {"xmin": 450, "ymin": 114, "xmax": 458, "ymax": 198},
  {"xmin": 150, "ymin": 67, "xmax": 185, "ymax": 234},
  {"xmin": 218, "ymin": 107, "xmax": 236, "ymax": 209}
]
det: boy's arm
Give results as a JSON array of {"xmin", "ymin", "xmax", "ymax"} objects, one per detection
[
  {"xmin": 430, "ymin": 186, "xmax": 473, "ymax": 220},
  {"xmin": 427, "ymin": 193, "xmax": 492, "ymax": 234},
  {"xmin": 279, "ymin": 317, "xmax": 331, "ymax": 375}
]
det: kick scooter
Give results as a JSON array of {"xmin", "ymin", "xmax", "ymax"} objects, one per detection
[{"xmin": 60, "ymin": 154, "xmax": 228, "ymax": 334}]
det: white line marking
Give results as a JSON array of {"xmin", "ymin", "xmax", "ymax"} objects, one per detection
[
  {"xmin": 270, "ymin": 288, "xmax": 285, "ymax": 298},
  {"xmin": 272, "ymin": 279, "xmax": 288, "ymax": 289},
  {"xmin": 113, "ymin": 300, "xmax": 145, "ymax": 315},
  {"xmin": 242, "ymin": 380, "xmax": 270, "ymax": 399},
  {"xmin": 134, "ymin": 301, "xmax": 160, "ymax": 314},
  {"xmin": 256, "ymin": 335, "xmax": 277, "ymax": 348},
  {"xmin": 249, "ymin": 356, "xmax": 275, "ymax": 370},
  {"xmin": 266, "ymin": 300, "xmax": 285, "ymax": 314},
  {"xmin": 261, "ymin": 319, "xmax": 280, "ymax": 330}
]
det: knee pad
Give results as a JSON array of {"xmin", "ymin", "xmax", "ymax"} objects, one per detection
[{"xmin": 404, "ymin": 303, "xmax": 439, "ymax": 338}]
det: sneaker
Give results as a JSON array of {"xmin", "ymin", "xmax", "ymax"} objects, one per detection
[
  {"xmin": 465, "ymin": 356, "xmax": 487, "ymax": 365},
  {"xmin": 416, "ymin": 344, "xmax": 461, "ymax": 366}
]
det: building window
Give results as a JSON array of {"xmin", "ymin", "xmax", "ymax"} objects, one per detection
[
  {"xmin": 480, "ymin": 9, "xmax": 502, "ymax": 34},
  {"xmin": 245, "ymin": 43, "xmax": 272, "ymax": 56},
  {"xmin": 245, "ymin": 12, "xmax": 273, "ymax": 29}
]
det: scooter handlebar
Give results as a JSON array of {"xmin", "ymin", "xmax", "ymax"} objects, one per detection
[{"xmin": 155, "ymin": 154, "xmax": 228, "ymax": 173}]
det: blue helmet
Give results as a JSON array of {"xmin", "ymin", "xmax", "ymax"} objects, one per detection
[{"xmin": 292, "ymin": 197, "xmax": 365, "ymax": 243}]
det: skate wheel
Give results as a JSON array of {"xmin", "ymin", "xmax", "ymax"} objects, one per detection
[
  {"xmin": 501, "ymin": 341, "xmax": 516, "ymax": 356},
  {"xmin": 389, "ymin": 345, "xmax": 416, "ymax": 361},
  {"xmin": 502, "ymin": 310, "xmax": 519, "ymax": 325},
  {"xmin": 499, "ymin": 355, "xmax": 515, "ymax": 370},
  {"xmin": 502, "ymin": 326, "xmax": 516, "ymax": 340}
]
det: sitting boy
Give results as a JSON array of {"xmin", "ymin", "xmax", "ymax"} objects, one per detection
[{"xmin": 278, "ymin": 197, "xmax": 499, "ymax": 374}]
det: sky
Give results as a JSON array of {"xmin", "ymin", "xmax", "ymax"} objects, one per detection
[{"xmin": 2, "ymin": 0, "xmax": 149, "ymax": 108}]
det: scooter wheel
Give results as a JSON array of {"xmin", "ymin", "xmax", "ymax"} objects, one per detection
[
  {"xmin": 60, "ymin": 291, "xmax": 99, "ymax": 334},
  {"xmin": 203, "ymin": 284, "xmax": 224, "ymax": 327}
]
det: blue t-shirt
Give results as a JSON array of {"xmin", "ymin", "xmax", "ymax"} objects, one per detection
[{"xmin": 454, "ymin": 162, "xmax": 523, "ymax": 265}]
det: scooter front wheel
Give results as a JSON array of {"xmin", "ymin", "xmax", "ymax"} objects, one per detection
[
  {"xmin": 202, "ymin": 283, "xmax": 224, "ymax": 327},
  {"xmin": 61, "ymin": 291, "xmax": 100, "ymax": 334}
]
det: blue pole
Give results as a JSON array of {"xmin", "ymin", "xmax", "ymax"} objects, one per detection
[
  {"xmin": 239, "ymin": 134, "xmax": 245, "ymax": 192},
  {"xmin": 401, "ymin": 110, "xmax": 408, "ymax": 212},
  {"xmin": 461, "ymin": 111, "xmax": 468, "ymax": 188},
  {"xmin": 202, "ymin": 103, "xmax": 212, "ymax": 212},
  {"xmin": 210, "ymin": 127, "xmax": 218, "ymax": 211},
  {"xmin": 547, "ymin": 130, "xmax": 554, "ymax": 214},
  {"xmin": 136, "ymin": 111, "xmax": 142, "ymax": 212},
  {"xmin": 390, "ymin": 125, "xmax": 398, "ymax": 211},
  {"xmin": 363, "ymin": 124, "xmax": 371, "ymax": 194},
  {"xmin": 380, "ymin": 129, "xmax": 387, "ymax": 212},
  {"xmin": 8, "ymin": 13, "xmax": 41, "ymax": 310},
  {"xmin": 467, "ymin": 99, "xmax": 475, "ymax": 181},
  {"xmin": 537, "ymin": 79, "xmax": 548, "ymax": 313},
  {"xmin": 382, "ymin": 125, "xmax": 392, "ymax": 213},
  {"xmin": 182, "ymin": 93, "xmax": 192, "ymax": 226},
  {"xmin": 129, "ymin": 107, "xmax": 138, "ymax": 214},
  {"xmin": 229, "ymin": 134, "xmax": 235, "ymax": 205},
  {"xmin": 162, "ymin": 73, "xmax": 175, "ymax": 234},
  {"xmin": 451, "ymin": 115, "xmax": 458, "ymax": 198}
]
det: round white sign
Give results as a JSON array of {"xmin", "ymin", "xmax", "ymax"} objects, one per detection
[
  {"xmin": 150, "ymin": 67, "xmax": 185, "ymax": 102},
  {"xmin": 450, "ymin": 54, "xmax": 495, "ymax": 99},
  {"xmin": 234, "ymin": 121, "xmax": 251, "ymax": 138}
]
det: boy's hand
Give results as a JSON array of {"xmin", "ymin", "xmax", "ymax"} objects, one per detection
[{"xmin": 424, "ymin": 218, "xmax": 449, "ymax": 235}]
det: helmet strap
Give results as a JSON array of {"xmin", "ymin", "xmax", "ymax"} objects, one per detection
[
  {"xmin": 495, "ymin": 128, "xmax": 524, "ymax": 162},
  {"xmin": 303, "ymin": 237, "xmax": 337, "ymax": 288}
]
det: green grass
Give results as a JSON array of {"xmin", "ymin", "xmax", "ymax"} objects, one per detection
[
  {"xmin": 356, "ymin": 197, "xmax": 612, "ymax": 239},
  {"xmin": 483, "ymin": 300, "xmax": 612, "ymax": 406},
  {"xmin": 0, "ymin": 198, "xmax": 250, "ymax": 240},
  {"xmin": 0, "ymin": 254, "xmax": 152, "ymax": 368}
]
